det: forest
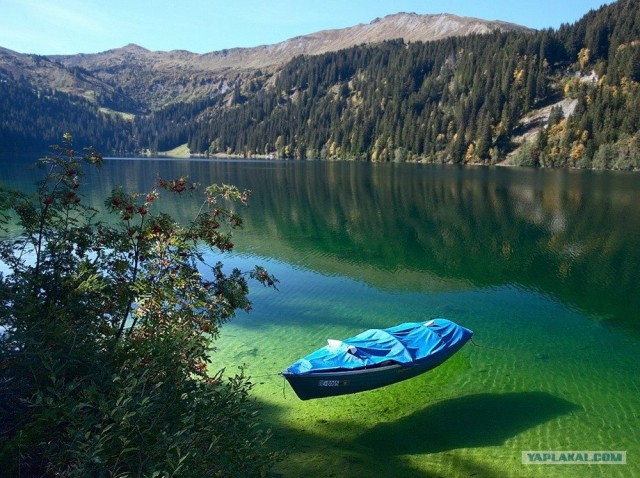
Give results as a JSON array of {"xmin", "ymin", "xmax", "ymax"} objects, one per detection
[
  {"xmin": 179, "ymin": 0, "xmax": 640, "ymax": 169},
  {"xmin": 1, "ymin": 0, "xmax": 640, "ymax": 169}
]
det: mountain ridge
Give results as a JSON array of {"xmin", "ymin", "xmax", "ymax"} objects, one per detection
[{"xmin": 49, "ymin": 12, "xmax": 532, "ymax": 72}]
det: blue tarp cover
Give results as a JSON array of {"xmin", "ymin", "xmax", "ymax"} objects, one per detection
[{"xmin": 286, "ymin": 318, "xmax": 473, "ymax": 375}]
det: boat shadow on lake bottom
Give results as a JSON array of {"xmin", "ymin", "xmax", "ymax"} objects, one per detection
[
  {"xmin": 265, "ymin": 391, "xmax": 578, "ymax": 477},
  {"xmin": 356, "ymin": 391, "xmax": 579, "ymax": 454}
]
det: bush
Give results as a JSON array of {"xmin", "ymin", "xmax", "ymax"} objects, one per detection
[
  {"xmin": 0, "ymin": 135, "xmax": 278, "ymax": 477},
  {"xmin": 511, "ymin": 139, "xmax": 539, "ymax": 167}
]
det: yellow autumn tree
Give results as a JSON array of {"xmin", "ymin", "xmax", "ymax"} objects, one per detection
[
  {"xmin": 578, "ymin": 48, "xmax": 591, "ymax": 70},
  {"xmin": 465, "ymin": 143, "xmax": 476, "ymax": 163}
]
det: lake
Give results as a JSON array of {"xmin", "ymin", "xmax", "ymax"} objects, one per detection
[{"xmin": 2, "ymin": 156, "xmax": 639, "ymax": 477}]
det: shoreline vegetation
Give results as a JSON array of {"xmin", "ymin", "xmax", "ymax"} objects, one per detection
[{"xmin": 0, "ymin": 137, "xmax": 280, "ymax": 476}]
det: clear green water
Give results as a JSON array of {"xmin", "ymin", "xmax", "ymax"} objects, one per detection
[{"xmin": 1, "ymin": 157, "xmax": 639, "ymax": 477}]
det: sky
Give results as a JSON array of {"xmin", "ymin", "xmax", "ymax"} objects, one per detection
[{"xmin": 0, "ymin": 0, "xmax": 617, "ymax": 55}]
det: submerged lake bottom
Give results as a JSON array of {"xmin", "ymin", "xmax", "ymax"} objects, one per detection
[{"xmin": 212, "ymin": 254, "xmax": 640, "ymax": 478}]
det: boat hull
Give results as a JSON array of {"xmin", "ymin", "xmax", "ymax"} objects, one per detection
[{"xmin": 282, "ymin": 349, "xmax": 457, "ymax": 400}]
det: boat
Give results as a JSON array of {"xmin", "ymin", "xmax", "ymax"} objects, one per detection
[{"xmin": 281, "ymin": 318, "xmax": 473, "ymax": 400}]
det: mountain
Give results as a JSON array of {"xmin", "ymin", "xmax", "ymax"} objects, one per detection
[
  {"xmin": 0, "ymin": 46, "xmax": 112, "ymax": 97},
  {"xmin": 50, "ymin": 13, "xmax": 531, "ymax": 72},
  {"xmin": 0, "ymin": 45, "xmax": 140, "ymax": 113},
  {"xmin": 0, "ymin": 11, "xmax": 532, "ymax": 153},
  {"xmin": 1, "ymin": 1, "xmax": 640, "ymax": 170},
  {"xmin": 40, "ymin": 13, "xmax": 530, "ymax": 111}
]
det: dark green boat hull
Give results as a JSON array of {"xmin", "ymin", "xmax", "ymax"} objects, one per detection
[{"xmin": 282, "ymin": 352, "xmax": 453, "ymax": 400}]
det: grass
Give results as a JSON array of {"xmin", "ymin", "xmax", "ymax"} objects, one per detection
[
  {"xmin": 98, "ymin": 107, "xmax": 136, "ymax": 121},
  {"xmin": 157, "ymin": 143, "xmax": 191, "ymax": 158}
]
